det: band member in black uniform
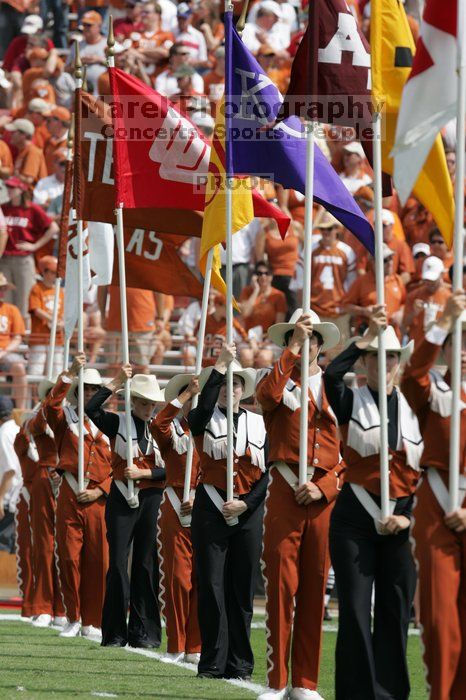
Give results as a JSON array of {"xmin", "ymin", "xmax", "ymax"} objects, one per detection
[
  {"xmin": 188, "ymin": 343, "xmax": 268, "ymax": 680},
  {"xmin": 85, "ymin": 366, "xmax": 166, "ymax": 649},
  {"xmin": 323, "ymin": 308, "xmax": 423, "ymax": 700}
]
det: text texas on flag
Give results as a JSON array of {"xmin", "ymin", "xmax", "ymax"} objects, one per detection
[{"xmin": 227, "ymin": 14, "xmax": 374, "ymax": 253}]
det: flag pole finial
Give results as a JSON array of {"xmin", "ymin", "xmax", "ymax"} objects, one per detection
[
  {"xmin": 73, "ymin": 39, "xmax": 83, "ymax": 82},
  {"xmin": 107, "ymin": 15, "xmax": 115, "ymax": 67},
  {"xmin": 236, "ymin": 0, "xmax": 250, "ymax": 34}
]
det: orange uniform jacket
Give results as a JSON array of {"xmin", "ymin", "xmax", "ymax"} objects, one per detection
[
  {"xmin": 26, "ymin": 409, "xmax": 57, "ymax": 468},
  {"xmin": 255, "ymin": 347, "xmax": 344, "ymax": 502},
  {"xmin": 43, "ymin": 377, "xmax": 112, "ymax": 492},
  {"xmin": 402, "ymin": 335, "xmax": 466, "ymax": 475},
  {"xmin": 151, "ymin": 401, "xmax": 199, "ymax": 489},
  {"xmin": 13, "ymin": 428, "xmax": 37, "ymax": 489}
]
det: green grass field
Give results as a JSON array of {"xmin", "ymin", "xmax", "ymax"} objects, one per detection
[{"xmin": 0, "ymin": 615, "xmax": 428, "ymax": 699}]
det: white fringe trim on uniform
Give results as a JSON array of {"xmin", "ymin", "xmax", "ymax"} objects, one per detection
[
  {"xmin": 347, "ymin": 385, "xmax": 423, "ymax": 471},
  {"xmin": 170, "ymin": 418, "xmax": 189, "ymax": 455},
  {"xmin": 428, "ymin": 369, "xmax": 466, "ymax": 418},
  {"xmin": 114, "ymin": 414, "xmax": 164, "ymax": 467},
  {"xmin": 203, "ymin": 406, "xmax": 266, "ymax": 471}
]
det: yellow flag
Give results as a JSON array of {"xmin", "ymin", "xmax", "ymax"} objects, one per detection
[
  {"xmin": 371, "ymin": 0, "xmax": 454, "ymax": 245},
  {"xmin": 199, "ymin": 99, "xmax": 254, "ymax": 297}
]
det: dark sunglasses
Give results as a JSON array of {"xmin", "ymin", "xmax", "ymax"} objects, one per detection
[
  {"xmin": 256, "ymin": 271, "xmax": 270, "ymax": 276},
  {"xmin": 431, "ymin": 239, "xmax": 445, "ymax": 245},
  {"xmin": 81, "ymin": 22, "xmax": 94, "ymax": 27}
]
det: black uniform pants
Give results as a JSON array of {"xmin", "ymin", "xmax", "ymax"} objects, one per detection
[
  {"xmin": 191, "ymin": 484, "xmax": 263, "ymax": 678},
  {"xmin": 101, "ymin": 483, "xmax": 163, "ymax": 647},
  {"xmin": 329, "ymin": 484, "xmax": 416, "ymax": 700}
]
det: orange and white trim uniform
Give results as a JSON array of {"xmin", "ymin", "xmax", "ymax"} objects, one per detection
[
  {"xmin": 13, "ymin": 427, "xmax": 36, "ymax": 618},
  {"xmin": 25, "ymin": 408, "xmax": 65, "ymax": 619},
  {"xmin": 256, "ymin": 348, "xmax": 345, "ymax": 692},
  {"xmin": 402, "ymin": 324, "xmax": 466, "ymax": 700},
  {"xmin": 151, "ymin": 400, "xmax": 201, "ymax": 655},
  {"xmin": 43, "ymin": 376, "xmax": 112, "ymax": 627}
]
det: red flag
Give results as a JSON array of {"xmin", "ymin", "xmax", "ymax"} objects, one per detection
[
  {"xmin": 108, "ymin": 68, "xmax": 290, "ymax": 236},
  {"xmin": 78, "ymin": 90, "xmax": 204, "ymax": 237},
  {"xmin": 112, "ymin": 228, "xmax": 203, "ymax": 297}
]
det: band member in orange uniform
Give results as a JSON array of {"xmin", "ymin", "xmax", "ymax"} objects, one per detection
[
  {"xmin": 325, "ymin": 309, "xmax": 422, "ymax": 700},
  {"xmin": 151, "ymin": 372, "xmax": 201, "ymax": 663},
  {"xmin": 43, "ymin": 355, "xmax": 112, "ymax": 639},
  {"xmin": 256, "ymin": 310, "xmax": 344, "ymax": 700},
  {"xmin": 25, "ymin": 378, "xmax": 66, "ymax": 628},
  {"xmin": 85, "ymin": 365, "xmax": 166, "ymax": 649},
  {"xmin": 402, "ymin": 291, "xmax": 466, "ymax": 700},
  {"xmin": 13, "ymin": 417, "xmax": 35, "ymax": 620}
]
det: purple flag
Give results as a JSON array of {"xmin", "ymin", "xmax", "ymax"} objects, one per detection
[{"xmin": 226, "ymin": 14, "xmax": 374, "ymax": 253}]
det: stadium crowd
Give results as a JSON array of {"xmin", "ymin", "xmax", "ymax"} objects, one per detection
[{"xmin": 0, "ymin": 1, "xmax": 465, "ymax": 700}]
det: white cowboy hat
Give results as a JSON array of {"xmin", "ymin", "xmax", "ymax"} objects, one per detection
[
  {"xmin": 199, "ymin": 361, "xmax": 256, "ymax": 400},
  {"xmin": 38, "ymin": 377, "xmax": 56, "ymax": 401},
  {"xmin": 351, "ymin": 325, "xmax": 414, "ymax": 362},
  {"xmin": 66, "ymin": 368, "xmax": 103, "ymax": 405},
  {"xmin": 268, "ymin": 308, "xmax": 340, "ymax": 352},
  {"xmin": 317, "ymin": 212, "xmax": 343, "ymax": 230},
  {"xmin": 124, "ymin": 374, "xmax": 165, "ymax": 403},
  {"xmin": 164, "ymin": 373, "xmax": 196, "ymax": 404}
]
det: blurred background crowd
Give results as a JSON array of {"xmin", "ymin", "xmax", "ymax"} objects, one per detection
[{"xmin": 0, "ymin": 0, "xmax": 463, "ymax": 411}]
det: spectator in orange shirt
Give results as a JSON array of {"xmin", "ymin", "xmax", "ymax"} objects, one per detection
[
  {"xmin": 43, "ymin": 107, "xmax": 70, "ymax": 175},
  {"xmin": 203, "ymin": 45, "xmax": 225, "ymax": 117},
  {"xmin": 381, "ymin": 208, "xmax": 414, "ymax": 286},
  {"xmin": 428, "ymin": 227, "xmax": 454, "ymax": 281},
  {"xmin": 400, "ymin": 197, "xmax": 435, "ymax": 247},
  {"xmin": 339, "ymin": 141, "xmax": 372, "ymax": 195},
  {"xmin": 105, "ymin": 286, "xmax": 157, "ymax": 373},
  {"xmin": 28, "ymin": 255, "xmax": 64, "ymax": 377},
  {"xmin": 0, "ymin": 139, "xmax": 13, "ymax": 179},
  {"xmin": 344, "ymin": 245, "xmax": 406, "ymax": 337},
  {"xmin": 0, "ymin": 273, "xmax": 27, "ymax": 409},
  {"xmin": 311, "ymin": 213, "xmax": 356, "ymax": 347},
  {"xmin": 22, "ymin": 98, "xmax": 52, "ymax": 151},
  {"xmin": 256, "ymin": 44, "xmax": 290, "ymax": 95},
  {"xmin": 239, "ymin": 260, "xmax": 286, "ymax": 367},
  {"xmin": 130, "ymin": 1, "xmax": 174, "ymax": 78},
  {"xmin": 4, "ymin": 119, "xmax": 47, "ymax": 186},
  {"xmin": 402, "ymin": 256, "xmax": 452, "ymax": 348},
  {"xmin": 197, "ymin": 293, "xmax": 248, "ymax": 366},
  {"xmin": 408, "ymin": 241, "xmax": 431, "ymax": 292},
  {"xmin": 255, "ymin": 219, "xmax": 300, "ymax": 317},
  {"xmin": 152, "ymin": 292, "xmax": 174, "ymax": 366}
]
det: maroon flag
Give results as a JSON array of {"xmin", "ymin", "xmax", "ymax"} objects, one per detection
[{"xmin": 284, "ymin": 0, "xmax": 372, "ymax": 127}]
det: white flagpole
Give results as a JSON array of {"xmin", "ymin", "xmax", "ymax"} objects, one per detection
[
  {"xmin": 181, "ymin": 247, "xmax": 214, "ymax": 526},
  {"xmin": 107, "ymin": 19, "xmax": 135, "ymax": 502},
  {"xmin": 372, "ymin": 110, "xmax": 390, "ymax": 520},
  {"xmin": 448, "ymin": 0, "xmax": 466, "ymax": 512},
  {"xmin": 74, "ymin": 42, "xmax": 85, "ymax": 493},
  {"xmin": 63, "ymin": 337, "xmax": 70, "ymax": 371},
  {"xmin": 225, "ymin": 0, "xmax": 237, "ymax": 526},
  {"xmin": 298, "ymin": 121, "xmax": 315, "ymax": 486},
  {"xmin": 45, "ymin": 277, "xmax": 61, "ymax": 381}
]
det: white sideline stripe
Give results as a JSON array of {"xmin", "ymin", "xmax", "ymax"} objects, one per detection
[
  {"xmin": 91, "ymin": 694, "xmax": 118, "ymax": 698},
  {"xmin": 0, "ymin": 615, "xmax": 266, "ymax": 696}
]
